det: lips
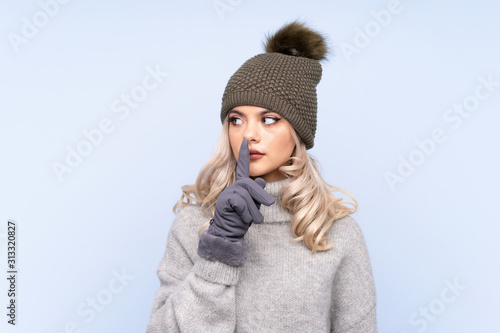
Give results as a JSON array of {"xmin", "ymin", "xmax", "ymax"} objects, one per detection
[
  {"xmin": 249, "ymin": 148, "xmax": 264, "ymax": 160},
  {"xmin": 249, "ymin": 148, "xmax": 263, "ymax": 155}
]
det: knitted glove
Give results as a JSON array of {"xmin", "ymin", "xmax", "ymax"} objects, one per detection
[{"xmin": 197, "ymin": 139, "xmax": 275, "ymax": 266}]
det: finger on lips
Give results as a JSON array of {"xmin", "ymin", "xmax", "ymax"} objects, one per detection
[
  {"xmin": 236, "ymin": 139, "xmax": 250, "ymax": 180},
  {"xmin": 234, "ymin": 139, "xmax": 276, "ymax": 207}
]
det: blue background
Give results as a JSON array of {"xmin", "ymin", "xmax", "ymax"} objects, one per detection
[{"xmin": 1, "ymin": 0, "xmax": 499, "ymax": 332}]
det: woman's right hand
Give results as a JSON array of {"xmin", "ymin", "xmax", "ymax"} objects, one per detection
[{"xmin": 207, "ymin": 139, "xmax": 276, "ymax": 241}]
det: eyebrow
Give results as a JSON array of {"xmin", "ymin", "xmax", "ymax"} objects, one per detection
[{"xmin": 228, "ymin": 109, "xmax": 275, "ymax": 116}]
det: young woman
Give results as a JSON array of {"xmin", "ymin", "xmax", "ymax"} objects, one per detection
[{"xmin": 147, "ymin": 21, "xmax": 377, "ymax": 332}]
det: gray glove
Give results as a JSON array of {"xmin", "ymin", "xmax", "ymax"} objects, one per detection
[
  {"xmin": 208, "ymin": 139, "xmax": 275, "ymax": 240},
  {"xmin": 197, "ymin": 139, "xmax": 276, "ymax": 266}
]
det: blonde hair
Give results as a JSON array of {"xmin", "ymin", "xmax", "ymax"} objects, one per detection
[{"xmin": 173, "ymin": 117, "xmax": 358, "ymax": 253}]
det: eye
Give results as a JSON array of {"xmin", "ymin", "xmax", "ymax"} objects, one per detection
[
  {"xmin": 229, "ymin": 116, "xmax": 242, "ymax": 125},
  {"xmin": 263, "ymin": 116, "xmax": 281, "ymax": 125}
]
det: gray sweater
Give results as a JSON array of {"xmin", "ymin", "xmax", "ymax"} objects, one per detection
[{"xmin": 146, "ymin": 177, "xmax": 377, "ymax": 332}]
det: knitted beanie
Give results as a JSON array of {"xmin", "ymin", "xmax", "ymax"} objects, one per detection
[{"xmin": 220, "ymin": 21, "xmax": 328, "ymax": 149}]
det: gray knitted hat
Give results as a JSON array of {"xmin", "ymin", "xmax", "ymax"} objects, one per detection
[{"xmin": 220, "ymin": 21, "xmax": 328, "ymax": 149}]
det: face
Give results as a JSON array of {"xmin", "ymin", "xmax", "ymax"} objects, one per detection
[{"xmin": 228, "ymin": 105, "xmax": 296, "ymax": 182}]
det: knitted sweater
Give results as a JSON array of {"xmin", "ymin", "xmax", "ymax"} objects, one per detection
[{"xmin": 146, "ymin": 177, "xmax": 377, "ymax": 332}]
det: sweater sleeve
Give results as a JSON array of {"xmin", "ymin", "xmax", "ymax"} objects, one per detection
[
  {"xmin": 330, "ymin": 216, "xmax": 377, "ymax": 333},
  {"xmin": 146, "ymin": 207, "xmax": 241, "ymax": 333}
]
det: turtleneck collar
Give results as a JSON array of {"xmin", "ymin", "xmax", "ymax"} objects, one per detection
[
  {"xmin": 260, "ymin": 177, "xmax": 293, "ymax": 224},
  {"xmin": 262, "ymin": 177, "xmax": 291, "ymax": 196}
]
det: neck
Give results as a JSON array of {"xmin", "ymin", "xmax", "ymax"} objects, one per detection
[{"xmin": 259, "ymin": 177, "xmax": 293, "ymax": 224}]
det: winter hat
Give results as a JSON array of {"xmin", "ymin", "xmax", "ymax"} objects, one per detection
[{"xmin": 220, "ymin": 20, "xmax": 328, "ymax": 149}]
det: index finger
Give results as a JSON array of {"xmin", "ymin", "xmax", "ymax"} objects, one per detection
[{"xmin": 235, "ymin": 139, "xmax": 250, "ymax": 180}]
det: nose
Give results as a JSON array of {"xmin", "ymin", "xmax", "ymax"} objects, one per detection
[{"xmin": 243, "ymin": 119, "xmax": 260, "ymax": 143}]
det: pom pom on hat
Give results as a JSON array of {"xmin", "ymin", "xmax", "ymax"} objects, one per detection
[{"xmin": 263, "ymin": 21, "xmax": 328, "ymax": 61}]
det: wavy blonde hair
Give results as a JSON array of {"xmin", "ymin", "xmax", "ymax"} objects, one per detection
[{"xmin": 173, "ymin": 116, "xmax": 358, "ymax": 253}]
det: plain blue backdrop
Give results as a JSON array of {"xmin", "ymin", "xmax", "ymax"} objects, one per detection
[{"xmin": 1, "ymin": 0, "xmax": 499, "ymax": 332}]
